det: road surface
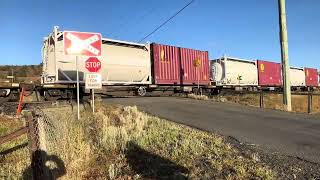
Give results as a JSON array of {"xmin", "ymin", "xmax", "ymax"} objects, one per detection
[{"xmin": 104, "ymin": 97, "xmax": 320, "ymax": 163}]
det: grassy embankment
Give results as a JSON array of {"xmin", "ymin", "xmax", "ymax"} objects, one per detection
[{"xmin": 0, "ymin": 104, "xmax": 275, "ymax": 179}]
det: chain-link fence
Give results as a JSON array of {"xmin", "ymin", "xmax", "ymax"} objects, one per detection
[
  {"xmin": 36, "ymin": 106, "xmax": 91, "ymax": 179},
  {"xmin": 24, "ymin": 107, "xmax": 67, "ymax": 179},
  {"xmin": 0, "ymin": 105, "xmax": 79, "ymax": 179}
]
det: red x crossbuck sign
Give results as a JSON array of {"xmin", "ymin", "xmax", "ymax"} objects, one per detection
[{"xmin": 64, "ymin": 31, "xmax": 102, "ymax": 56}]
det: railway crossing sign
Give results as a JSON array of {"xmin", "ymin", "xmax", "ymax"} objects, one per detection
[
  {"xmin": 85, "ymin": 57, "xmax": 101, "ymax": 72},
  {"xmin": 63, "ymin": 31, "xmax": 102, "ymax": 56},
  {"xmin": 63, "ymin": 30, "xmax": 102, "ymax": 120}
]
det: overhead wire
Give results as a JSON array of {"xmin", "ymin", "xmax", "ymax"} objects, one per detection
[
  {"xmin": 113, "ymin": 4, "xmax": 159, "ymax": 39},
  {"xmin": 109, "ymin": 1, "xmax": 156, "ymax": 38},
  {"xmin": 108, "ymin": 1, "xmax": 145, "ymax": 38},
  {"xmin": 138, "ymin": 0, "xmax": 195, "ymax": 43}
]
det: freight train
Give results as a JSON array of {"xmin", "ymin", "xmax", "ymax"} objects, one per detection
[
  {"xmin": 211, "ymin": 56, "xmax": 319, "ymax": 91},
  {"xmin": 0, "ymin": 26, "xmax": 318, "ymax": 102},
  {"xmin": 40, "ymin": 27, "xmax": 212, "ymax": 100}
]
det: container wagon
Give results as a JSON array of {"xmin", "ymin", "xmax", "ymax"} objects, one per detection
[
  {"xmin": 0, "ymin": 82, "xmax": 20, "ymax": 103},
  {"xmin": 211, "ymin": 56, "xmax": 258, "ymax": 89},
  {"xmin": 211, "ymin": 56, "xmax": 318, "ymax": 91},
  {"xmin": 40, "ymin": 27, "xmax": 212, "ymax": 99},
  {"xmin": 151, "ymin": 43, "xmax": 210, "ymax": 86}
]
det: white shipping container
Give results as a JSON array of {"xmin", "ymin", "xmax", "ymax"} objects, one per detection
[
  {"xmin": 42, "ymin": 28, "xmax": 151, "ymax": 85},
  {"xmin": 211, "ymin": 57, "xmax": 258, "ymax": 86},
  {"xmin": 289, "ymin": 67, "xmax": 305, "ymax": 87}
]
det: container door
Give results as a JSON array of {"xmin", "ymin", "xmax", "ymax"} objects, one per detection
[
  {"xmin": 305, "ymin": 68, "xmax": 318, "ymax": 87},
  {"xmin": 180, "ymin": 48, "xmax": 210, "ymax": 85},
  {"xmin": 152, "ymin": 43, "xmax": 180, "ymax": 85},
  {"xmin": 257, "ymin": 60, "xmax": 282, "ymax": 86}
]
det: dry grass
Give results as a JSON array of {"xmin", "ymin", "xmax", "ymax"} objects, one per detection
[
  {"xmin": 311, "ymin": 95, "xmax": 320, "ymax": 112},
  {"xmin": 0, "ymin": 116, "xmax": 29, "ymax": 179},
  {"xmin": 221, "ymin": 93, "xmax": 320, "ymax": 113},
  {"xmin": 1, "ymin": 104, "xmax": 276, "ymax": 179},
  {"xmin": 41, "ymin": 107, "xmax": 93, "ymax": 179},
  {"xmin": 187, "ymin": 93, "xmax": 209, "ymax": 100},
  {"xmin": 135, "ymin": 116, "xmax": 275, "ymax": 179},
  {"xmin": 187, "ymin": 92, "xmax": 320, "ymax": 114}
]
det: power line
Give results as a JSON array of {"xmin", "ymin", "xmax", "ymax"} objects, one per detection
[
  {"xmin": 138, "ymin": 0, "xmax": 195, "ymax": 43},
  {"xmin": 114, "ymin": 5, "xmax": 159, "ymax": 39}
]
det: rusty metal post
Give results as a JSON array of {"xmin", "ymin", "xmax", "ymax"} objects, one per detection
[
  {"xmin": 17, "ymin": 87, "xmax": 25, "ymax": 116},
  {"xmin": 308, "ymin": 93, "xmax": 313, "ymax": 114},
  {"xmin": 260, "ymin": 91, "xmax": 264, "ymax": 108}
]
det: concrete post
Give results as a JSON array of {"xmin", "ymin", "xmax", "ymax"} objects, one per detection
[{"xmin": 278, "ymin": 0, "xmax": 292, "ymax": 111}]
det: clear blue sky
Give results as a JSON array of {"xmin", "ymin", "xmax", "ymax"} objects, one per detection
[{"xmin": 0, "ymin": 0, "xmax": 319, "ymax": 69}]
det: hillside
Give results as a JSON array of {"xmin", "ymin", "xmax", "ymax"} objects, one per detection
[{"xmin": 0, "ymin": 64, "xmax": 42, "ymax": 83}]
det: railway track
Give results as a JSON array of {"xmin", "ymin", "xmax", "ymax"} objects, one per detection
[
  {"xmin": 1, "ymin": 89, "xmax": 319, "ymax": 117},
  {"xmin": 0, "ymin": 99, "xmax": 76, "ymax": 117}
]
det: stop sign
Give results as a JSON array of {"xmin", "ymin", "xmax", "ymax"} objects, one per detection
[{"xmin": 85, "ymin": 57, "xmax": 101, "ymax": 72}]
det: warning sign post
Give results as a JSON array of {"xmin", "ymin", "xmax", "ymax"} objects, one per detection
[
  {"xmin": 63, "ymin": 31, "xmax": 102, "ymax": 119},
  {"xmin": 85, "ymin": 57, "xmax": 102, "ymax": 112}
]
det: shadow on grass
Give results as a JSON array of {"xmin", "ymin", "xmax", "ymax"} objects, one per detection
[
  {"xmin": 126, "ymin": 142, "xmax": 189, "ymax": 179},
  {"xmin": 22, "ymin": 150, "xmax": 66, "ymax": 180}
]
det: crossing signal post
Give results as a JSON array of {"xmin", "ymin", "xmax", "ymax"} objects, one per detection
[
  {"xmin": 63, "ymin": 31, "xmax": 102, "ymax": 119},
  {"xmin": 85, "ymin": 57, "xmax": 102, "ymax": 113},
  {"xmin": 278, "ymin": 0, "xmax": 292, "ymax": 111}
]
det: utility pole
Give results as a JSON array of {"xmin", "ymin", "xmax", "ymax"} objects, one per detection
[{"xmin": 278, "ymin": 0, "xmax": 292, "ymax": 111}]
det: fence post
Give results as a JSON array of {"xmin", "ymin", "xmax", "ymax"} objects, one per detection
[
  {"xmin": 26, "ymin": 111, "xmax": 48, "ymax": 180},
  {"xmin": 308, "ymin": 93, "xmax": 313, "ymax": 114},
  {"xmin": 260, "ymin": 91, "xmax": 264, "ymax": 108}
]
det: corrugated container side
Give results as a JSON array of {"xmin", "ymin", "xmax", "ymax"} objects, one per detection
[
  {"xmin": 257, "ymin": 60, "xmax": 282, "ymax": 86},
  {"xmin": 305, "ymin": 68, "xmax": 318, "ymax": 87},
  {"xmin": 180, "ymin": 48, "xmax": 210, "ymax": 85},
  {"xmin": 151, "ymin": 43, "xmax": 180, "ymax": 85}
]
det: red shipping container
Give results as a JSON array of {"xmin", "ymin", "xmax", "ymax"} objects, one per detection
[
  {"xmin": 180, "ymin": 48, "xmax": 210, "ymax": 85},
  {"xmin": 305, "ymin": 68, "xmax": 318, "ymax": 87},
  {"xmin": 257, "ymin": 60, "xmax": 282, "ymax": 86},
  {"xmin": 151, "ymin": 43, "xmax": 210, "ymax": 86},
  {"xmin": 151, "ymin": 43, "xmax": 180, "ymax": 84}
]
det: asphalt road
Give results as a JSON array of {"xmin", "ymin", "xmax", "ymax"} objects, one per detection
[{"xmin": 104, "ymin": 97, "xmax": 320, "ymax": 163}]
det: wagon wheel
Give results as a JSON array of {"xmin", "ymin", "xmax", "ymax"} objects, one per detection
[
  {"xmin": 44, "ymin": 91, "xmax": 60, "ymax": 101},
  {"xmin": 0, "ymin": 91, "xmax": 13, "ymax": 103},
  {"xmin": 137, "ymin": 86, "xmax": 147, "ymax": 97}
]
